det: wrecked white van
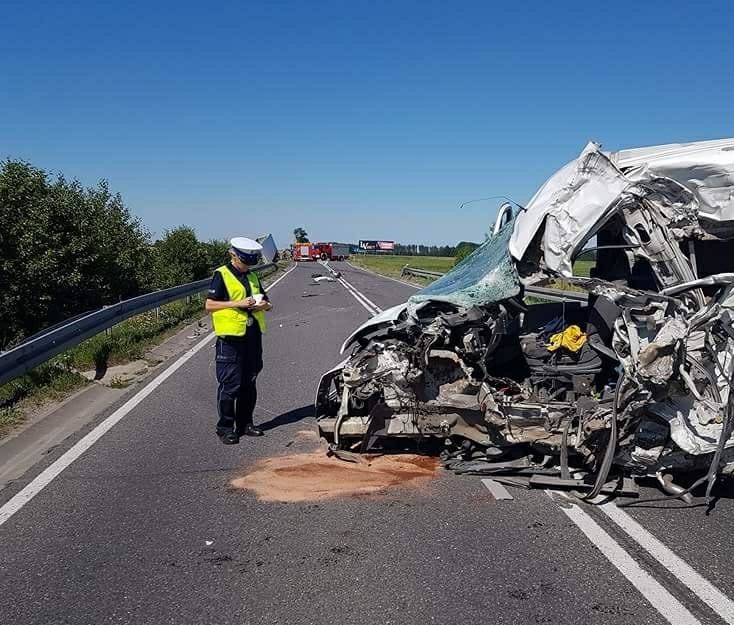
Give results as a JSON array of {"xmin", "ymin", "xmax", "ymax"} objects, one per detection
[{"xmin": 316, "ymin": 138, "xmax": 734, "ymax": 503}]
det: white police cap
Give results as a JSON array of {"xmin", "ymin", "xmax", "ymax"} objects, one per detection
[{"xmin": 230, "ymin": 237, "xmax": 263, "ymax": 254}]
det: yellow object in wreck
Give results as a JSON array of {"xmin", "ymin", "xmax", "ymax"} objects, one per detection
[{"xmin": 547, "ymin": 325, "xmax": 587, "ymax": 353}]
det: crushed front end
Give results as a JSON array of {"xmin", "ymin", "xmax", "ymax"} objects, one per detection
[{"xmin": 316, "ymin": 138, "xmax": 734, "ymax": 503}]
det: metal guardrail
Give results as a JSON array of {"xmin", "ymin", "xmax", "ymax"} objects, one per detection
[
  {"xmin": 400, "ymin": 265, "xmax": 442, "ymax": 279},
  {"xmin": 0, "ymin": 263, "xmax": 277, "ymax": 387},
  {"xmin": 400, "ymin": 265, "xmax": 587, "ymax": 304}
]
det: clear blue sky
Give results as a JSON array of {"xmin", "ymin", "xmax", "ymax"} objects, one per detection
[{"xmin": 2, "ymin": 1, "xmax": 732, "ymax": 248}]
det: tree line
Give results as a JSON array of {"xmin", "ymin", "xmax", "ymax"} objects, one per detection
[{"xmin": 0, "ymin": 159, "xmax": 230, "ymax": 350}]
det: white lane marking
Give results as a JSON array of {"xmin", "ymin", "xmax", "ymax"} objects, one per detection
[
  {"xmin": 345, "ymin": 261, "xmax": 421, "ymax": 289},
  {"xmin": 317, "ymin": 259, "xmax": 338, "ymax": 276},
  {"xmin": 343, "ymin": 256, "xmax": 732, "ymax": 621},
  {"xmin": 0, "ymin": 264, "xmax": 298, "ymax": 528},
  {"xmin": 340, "ymin": 259, "xmax": 728, "ymax": 622},
  {"xmin": 599, "ymin": 500, "xmax": 734, "ymax": 623},
  {"xmin": 337, "ymin": 276, "xmax": 383, "ymax": 316},
  {"xmin": 480, "ymin": 478, "xmax": 514, "ymax": 500},
  {"xmin": 338, "ymin": 278, "xmax": 379, "ymax": 315},
  {"xmin": 343, "ymin": 277, "xmax": 383, "ymax": 313},
  {"xmin": 0, "ymin": 334, "xmax": 214, "ymax": 527},
  {"xmin": 341, "ymin": 277, "xmax": 379, "ymax": 311},
  {"xmin": 349, "ymin": 279, "xmax": 382, "ymax": 314},
  {"xmin": 549, "ymin": 493, "xmax": 701, "ymax": 625}
]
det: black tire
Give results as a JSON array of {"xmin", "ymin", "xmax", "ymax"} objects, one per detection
[{"xmin": 320, "ymin": 253, "xmax": 328, "ymax": 261}]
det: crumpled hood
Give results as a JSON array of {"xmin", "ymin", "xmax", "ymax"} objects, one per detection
[
  {"xmin": 509, "ymin": 138, "xmax": 734, "ymax": 276},
  {"xmin": 340, "ymin": 303, "xmax": 409, "ymax": 354}
]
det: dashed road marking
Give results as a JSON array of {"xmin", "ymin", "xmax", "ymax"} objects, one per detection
[{"xmin": 335, "ymin": 274, "xmax": 383, "ymax": 316}]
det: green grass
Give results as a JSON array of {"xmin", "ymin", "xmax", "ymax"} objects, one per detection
[
  {"xmin": 67, "ymin": 297, "xmax": 205, "ymax": 371},
  {"xmin": 572, "ymin": 259, "xmax": 594, "ymax": 278},
  {"xmin": 0, "ymin": 361, "xmax": 88, "ymax": 437},
  {"xmin": 350, "ymin": 254, "xmax": 454, "ymax": 283},
  {"xmin": 352, "ymin": 253, "xmax": 596, "ymax": 292}
]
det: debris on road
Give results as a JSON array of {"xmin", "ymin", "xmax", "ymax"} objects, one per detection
[
  {"xmin": 481, "ymin": 478, "xmax": 514, "ymax": 500},
  {"xmin": 187, "ymin": 320, "xmax": 209, "ymax": 339},
  {"xmin": 230, "ymin": 452, "xmax": 439, "ymax": 502},
  {"xmin": 316, "ymin": 138, "xmax": 734, "ymax": 505}
]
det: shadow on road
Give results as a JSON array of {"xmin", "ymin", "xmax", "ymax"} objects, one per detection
[{"xmin": 258, "ymin": 405, "xmax": 313, "ymax": 432}]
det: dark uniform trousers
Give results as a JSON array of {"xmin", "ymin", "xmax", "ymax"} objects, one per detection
[{"xmin": 215, "ymin": 322, "xmax": 263, "ymax": 435}]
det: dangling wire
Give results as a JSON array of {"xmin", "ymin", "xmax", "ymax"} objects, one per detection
[
  {"xmin": 458, "ymin": 196, "xmax": 528, "ymax": 212},
  {"xmin": 583, "ymin": 372, "xmax": 624, "ymax": 500}
]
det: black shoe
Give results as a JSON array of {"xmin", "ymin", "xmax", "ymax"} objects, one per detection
[
  {"xmin": 241, "ymin": 424, "xmax": 264, "ymax": 437},
  {"xmin": 218, "ymin": 431, "xmax": 239, "ymax": 445}
]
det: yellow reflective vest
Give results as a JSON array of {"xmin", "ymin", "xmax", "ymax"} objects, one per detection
[{"xmin": 211, "ymin": 265, "xmax": 267, "ymax": 337}]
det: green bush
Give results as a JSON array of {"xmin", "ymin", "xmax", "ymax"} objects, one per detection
[
  {"xmin": 152, "ymin": 226, "xmax": 211, "ymax": 289},
  {"xmin": 0, "ymin": 159, "xmax": 235, "ymax": 351},
  {"xmin": 202, "ymin": 239, "xmax": 230, "ymax": 271},
  {"xmin": 0, "ymin": 160, "xmax": 152, "ymax": 350}
]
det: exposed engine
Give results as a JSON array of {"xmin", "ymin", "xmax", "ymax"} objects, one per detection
[{"xmin": 316, "ymin": 138, "xmax": 734, "ymax": 504}]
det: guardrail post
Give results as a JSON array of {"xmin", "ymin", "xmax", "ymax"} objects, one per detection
[{"xmin": 103, "ymin": 306, "xmax": 112, "ymax": 336}]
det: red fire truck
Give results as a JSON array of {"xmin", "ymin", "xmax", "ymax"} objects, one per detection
[
  {"xmin": 314, "ymin": 242, "xmax": 350, "ymax": 261},
  {"xmin": 293, "ymin": 242, "xmax": 350, "ymax": 261},
  {"xmin": 293, "ymin": 243, "xmax": 316, "ymax": 261}
]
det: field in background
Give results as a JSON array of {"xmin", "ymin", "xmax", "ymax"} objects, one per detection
[
  {"xmin": 351, "ymin": 254, "xmax": 595, "ymax": 283},
  {"xmin": 573, "ymin": 260, "xmax": 594, "ymax": 277},
  {"xmin": 349, "ymin": 254, "xmax": 454, "ymax": 282}
]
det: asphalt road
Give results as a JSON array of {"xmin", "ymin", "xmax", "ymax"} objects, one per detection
[{"xmin": 1, "ymin": 261, "xmax": 733, "ymax": 625}]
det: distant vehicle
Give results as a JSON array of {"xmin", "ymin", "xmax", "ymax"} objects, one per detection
[
  {"xmin": 314, "ymin": 242, "xmax": 351, "ymax": 261},
  {"xmin": 293, "ymin": 241, "xmax": 351, "ymax": 261},
  {"xmin": 293, "ymin": 243, "xmax": 315, "ymax": 262}
]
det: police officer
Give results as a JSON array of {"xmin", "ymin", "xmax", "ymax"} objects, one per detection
[{"xmin": 205, "ymin": 237, "xmax": 272, "ymax": 444}]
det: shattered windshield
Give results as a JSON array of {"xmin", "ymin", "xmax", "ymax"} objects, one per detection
[{"xmin": 408, "ymin": 217, "xmax": 520, "ymax": 313}]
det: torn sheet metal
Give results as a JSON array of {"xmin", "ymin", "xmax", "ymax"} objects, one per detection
[
  {"xmin": 319, "ymin": 136, "xmax": 734, "ymax": 506},
  {"xmin": 613, "ymin": 138, "xmax": 734, "ymax": 223},
  {"xmin": 509, "ymin": 138, "xmax": 734, "ymax": 275},
  {"xmin": 509, "ymin": 142, "xmax": 631, "ymax": 275},
  {"xmin": 340, "ymin": 303, "xmax": 409, "ymax": 354}
]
